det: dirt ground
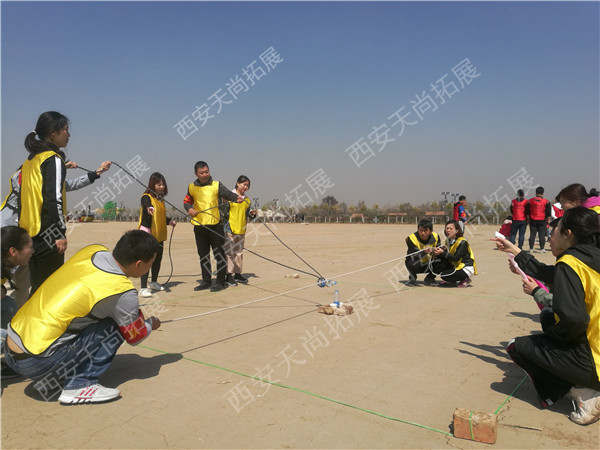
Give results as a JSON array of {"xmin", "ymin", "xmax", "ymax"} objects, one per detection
[{"xmin": 2, "ymin": 222, "xmax": 599, "ymax": 449}]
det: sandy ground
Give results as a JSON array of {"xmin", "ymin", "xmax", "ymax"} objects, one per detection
[{"xmin": 2, "ymin": 222, "xmax": 599, "ymax": 449}]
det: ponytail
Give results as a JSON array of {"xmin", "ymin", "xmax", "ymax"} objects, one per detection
[
  {"xmin": 560, "ymin": 206, "xmax": 600, "ymax": 248},
  {"xmin": 24, "ymin": 111, "xmax": 69, "ymax": 157}
]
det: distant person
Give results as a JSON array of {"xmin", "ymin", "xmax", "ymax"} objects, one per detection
[
  {"xmin": 137, "ymin": 172, "xmax": 176, "ymax": 297},
  {"xmin": 509, "ymin": 189, "xmax": 528, "ymax": 249},
  {"xmin": 494, "ymin": 207, "xmax": 600, "ymax": 425},
  {"xmin": 222, "ymin": 175, "xmax": 257, "ymax": 286},
  {"xmin": 499, "ymin": 216, "xmax": 512, "ymax": 240},
  {"xmin": 404, "ymin": 219, "xmax": 441, "ymax": 286},
  {"xmin": 558, "ymin": 183, "xmax": 600, "ymax": 214},
  {"xmin": 5, "ymin": 230, "xmax": 162, "ymax": 404},
  {"xmin": 525, "ymin": 186, "xmax": 551, "ymax": 253},
  {"xmin": 184, "ymin": 161, "xmax": 242, "ymax": 292},
  {"xmin": 19, "ymin": 111, "xmax": 111, "ymax": 293},
  {"xmin": 431, "ymin": 220, "xmax": 477, "ymax": 287},
  {"xmin": 452, "ymin": 195, "xmax": 469, "ymax": 232}
]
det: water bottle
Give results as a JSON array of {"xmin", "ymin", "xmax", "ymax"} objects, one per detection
[{"xmin": 330, "ymin": 290, "xmax": 340, "ymax": 308}]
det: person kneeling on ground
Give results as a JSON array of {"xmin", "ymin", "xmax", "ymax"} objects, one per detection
[
  {"xmin": 494, "ymin": 207, "xmax": 600, "ymax": 425},
  {"xmin": 404, "ymin": 219, "xmax": 440, "ymax": 286},
  {"xmin": 430, "ymin": 220, "xmax": 477, "ymax": 287},
  {"xmin": 4, "ymin": 230, "xmax": 162, "ymax": 405}
]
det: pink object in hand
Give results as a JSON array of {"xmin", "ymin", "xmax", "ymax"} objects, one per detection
[{"xmin": 508, "ymin": 254, "xmax": 549, "ymax": 310}]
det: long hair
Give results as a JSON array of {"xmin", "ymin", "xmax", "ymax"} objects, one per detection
[
  {"xmin": 445, "ymin": 220, "xmax": 463, "ymax": 238},
  {"xmin": 24, "ymin": 111, "xmax": 69, "ymax": 158},
  {"xmin": 559, "ymin": 206, "xmax": 600, "ymax": 248},
  {"xmin": 144, "ymin": 172, "xmax": 168, "ymax": 198}
]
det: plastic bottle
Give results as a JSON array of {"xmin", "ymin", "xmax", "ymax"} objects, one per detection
[{"xmin": 330, "ymin": 290, "xmax": 341, "ymax": 308}]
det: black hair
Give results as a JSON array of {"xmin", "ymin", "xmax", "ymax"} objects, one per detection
[
  {"xmin": 590, "ymin": 188, "xmax": 599, "ymax": 197},
  {"xmin": 1, "ymin": 226, "xmax": 30, "ymax": 279},
  {"xmin": 236, "ymin": 175, "xmax": 250, "ymax": 187},
  {"xmin": 505, "ymin": 216, "xmax": 512, "ymax": 221},
  {"xmin": 145, "ymin": 172, "xmax": 168, "ymax": 197},
  {"xmin": 458, "ymin": 195, "xmax": 466, "ymax": 201},
  {"xmin": 535, "ymin": 186, "xmax": 544, "ymax": 195},
  {"xmin": 517, "ymin": 189, "xmax": 524, "ymax": 198},
  {"xmin": 558, "ymin": 183, "xmax": 588, "ymax": 205},
  {"xmin": 417, "ymin": 218, "xmax": 433, "ymax": 231},
  {"xmin": 113, "ymin": 230, "xmax": 161, "ymax": 266},
  {"xmin": 559, "ymin": 206, "xmax": 600, "ymax": 248},
  {"xmin": 445, "ymin": 220, "xmax": 463, "ymax": 238},
  {"xmin": 194, "ymin": 161, "xmax": 209, "ymax": 172},
  {"xmin": 24, "ymin": 111, "xmax": 69, "ymax": 157}
]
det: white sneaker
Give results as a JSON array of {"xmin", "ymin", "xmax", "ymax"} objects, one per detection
[
  {"xmin": 149, "ymin": 281, "xmax": 165, "ymax": 291},
  {"xmin": 140, "ymin": 288, "xmax": 152, "ymax": 297},
  {"xmin": 569, "ymin": 387, "xmax": 600, "ymax": 425},
  {"xmin": 58, "ymin": 384, "xmax": 120, "ymax": 405}
]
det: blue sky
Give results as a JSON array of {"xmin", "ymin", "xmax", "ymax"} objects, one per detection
[{"xmin": 2, "ymin": 1, "xmax": 598, "ymax": 211}]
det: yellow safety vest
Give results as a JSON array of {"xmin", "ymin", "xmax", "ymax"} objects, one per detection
[
  {"xmin": 229, "ymin": 197, "xmax": 251, "ymax": 235},
  {"xmin": 448, "ymin": 237, "xmax": 478, "ymax": 274},
  {"xmin": 188, "ymin": 181, "xmax": 220, "ymax": 226},
  {"xmin": 19, "ymin": 151, "xmax": 66, "ymax": 237},
  {"xmin": 138, "ymin": 194, "xmax": 167, "ymax": 242},
  {"xmin": 1, "ymin": 171, "xmax": 16, "ymax": 211},
  {"xmin": 408, "ymin": 232, "xmax": 439, "ymax": 264},
  {"xmin": 9, "ymin": 244, "xmax": 134, "ymax": 355},
  {"xmin": 588, "ymin": 205, "xmax": 600, "ymax": 214},
  {"xmin": 557, "ymin": 254, "xmax": 600, "ymax": 381}
]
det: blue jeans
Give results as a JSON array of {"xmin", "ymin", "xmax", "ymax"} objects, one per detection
[
  {"xmin": 5, "ymin": 319, "xmax": 123, "ymax": 400},
  {"xmin": 509, "ymin": 220, "xmax": 527, "ymax": 249}
]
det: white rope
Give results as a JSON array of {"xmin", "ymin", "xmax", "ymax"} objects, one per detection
[{"xmin": 160, "ymin": 248, "xmax": 431, "ymax": 323}]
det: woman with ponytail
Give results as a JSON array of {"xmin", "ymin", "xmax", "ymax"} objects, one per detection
[
  {"xmin": 558, "ymin": 183, "xmax": 600, "ymax": 214},
  {"xmin": 494, "ymin": 207, "xmax": 600, "ymax": 425},
  {"xmin": 19, "ymin": 112, "xmax": 111, "ymax": 293}
]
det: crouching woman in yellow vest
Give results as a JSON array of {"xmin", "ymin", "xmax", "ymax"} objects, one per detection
[
  {"xmin": 223, "ymin": 176, "xmax": 257, "ymax": 286},
  {"xmin": 137, "ymin": 172, "xmax": 176, "ymax": 298},
  {"xmin": 496, "ymin": 207, "xmax": 600, "ymax": 425},
  {"xmin": 431, "ymin": 220, "xmax": 477, "ymax": 287},
  {"xmin": 4, "ymin": 230, "xmax": 162, "ymax": 405}
]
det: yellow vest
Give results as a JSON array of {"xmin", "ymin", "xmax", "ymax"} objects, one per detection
[
  {"xmin": 589, "ymin": 205, "xmax": 600, "ymax": 214},
  {"xmin": 557, "ymin": 254, "xmax": 600, "ymax": 381},
  {"xmin": 448, "ymin": 237, "xmax": 478, "ymax": 274},
  {"xmin": 10, "ymin": 244, "xmax": 134, "ymax": 355},
  {"xmin": 1, "ymin": 172, "xmax": 16, "ymax": 211},
  {"xmin": 408, "ymin": 232, "xmax": 439, "ymax": 264},
  {"xmin": 19, "ymin": 151, "xmax": 66, "ymax": 237},
  {"xmin": 229, "ymin": 197, "xmax": 251, "ymax": 235},
  {"xmin": 188, "ymin": 181, "xmax": 220, "ymax": 226},
  {"xmin": 138, "ymin": 194, "xmax": 167, "ymax": 242}
]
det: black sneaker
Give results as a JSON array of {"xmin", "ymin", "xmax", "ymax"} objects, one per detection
[
  {"xmin": 234, "ymin": 273, "xmax": 248, "ymax": 284},
  {"xmin": 404, "ymin": 272, "xmax": 417, "ymax": 286},
  {"xmin": 210, "ymin": 282, "xmax": 227, "ymax": 292},
  {"xmin": 424, "ymin": 274, "xmax": 436, "ymax": 286},
  {"xmin": 225, "ymin": 274, "xmax": 237, "ymax": 287},
  {"xmin": 194, "ymin": 281, "xmax": 211, "ymax": 291}
]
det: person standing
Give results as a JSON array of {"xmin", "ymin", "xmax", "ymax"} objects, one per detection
[
  {"xmin": 509, "ymin": 189, "xmax": 528, "ymax": 249},
  {"xmin": 184, "ymin": 161, "xmax": 242, "ymax": 292},
  {"xmin": 526, "ymin": 186, "xmax": 551, "ymax": 253}
]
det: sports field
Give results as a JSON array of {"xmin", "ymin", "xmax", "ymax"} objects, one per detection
[{"xmin": 2, "ymin": 222, "xmax": 598, "ymax": 449}]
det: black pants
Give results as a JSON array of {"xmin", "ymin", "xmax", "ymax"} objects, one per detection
[
  {"xmin": 141, "ymin": 243, "xmax": 164, "ymax": 288},
  {"xmin": 507, "ymin": 333, "xmax": 600, "ymax": 405},
  {"xmin": 430, "ymin": 259, "xmax": 470, "ymax": 283},
  {"xmin": 509, "ymin": 220, "xmax": 527, "ymax": 249},
  {"xmin": 529, "ymin": 220, "xmax": 547, "ymax": 250},
  {"xmin": 193, "ymin": 224, "xmax": 226, "ymax": 283},
  {"xmin": 29, "ymin": 249, "xmax": 64, "ymax": 295},
  {"xmin": 405, "ymin": 259, "xmax": 433, "ymax": 279}
]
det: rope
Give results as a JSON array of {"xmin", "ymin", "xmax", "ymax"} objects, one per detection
[
  {"xmin": 140, "ymin": 344, "xmax": 453, "ymax": 437},
  {"xmin": 493, "ymin": 375, "xmax": 527, "ymax": 415},
  {"xmin": 107, "ymin": 161, "xmax": 322, "ymax": 280}
]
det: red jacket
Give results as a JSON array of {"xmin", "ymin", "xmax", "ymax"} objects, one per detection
[
  {"xmin": 527, "ymin": 197, "xmax": 550, "ymax": 221},
  {"xmin": 511, "ymin": 198, "xmax": 527, "ymax": 221}
]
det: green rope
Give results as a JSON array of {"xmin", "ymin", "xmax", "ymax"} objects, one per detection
[
  {"xmin": 493, "ymin": 375, "xmax": 528, "ymax": 415},
  {"xmin": 140, "ymin": 344, "xmax": 452, "ymax": 437},
  {"xmin": 468, "ymin": 410, "xmax": 474, "ymax": 440}
]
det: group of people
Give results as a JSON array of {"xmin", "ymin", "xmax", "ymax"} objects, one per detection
[{"xmin": 0, "ymin": 111, "xmax": 256, "ymax": 404}]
